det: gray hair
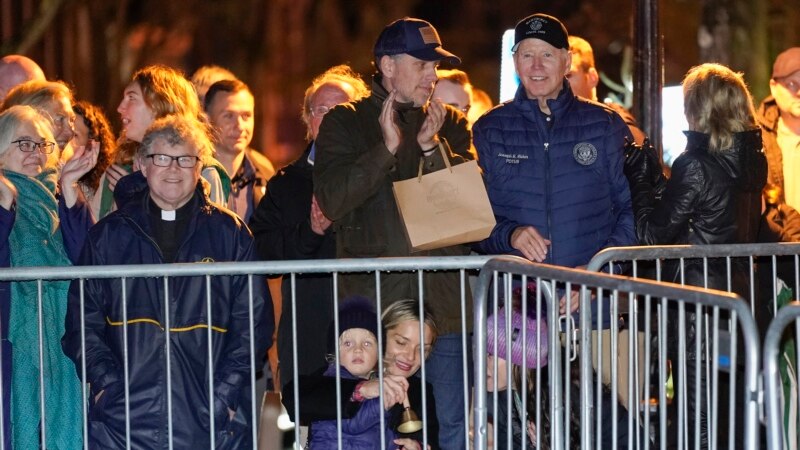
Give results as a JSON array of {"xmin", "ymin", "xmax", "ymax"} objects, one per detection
[
  {"xmin": 0, "ymin": 105, "xmax": 57, "ymax": 168},
  {"xmin": 138, "ymin": 115, "xmax": 214, "ymax": 165},
  {"xmin": 301, "ymin": 65, "xmax": 369, "ymax": 140}
]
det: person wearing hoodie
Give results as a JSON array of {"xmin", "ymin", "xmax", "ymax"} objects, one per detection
[{"xmin": 624, "ymin": 62, "xmax": 767, "ymax": 449}]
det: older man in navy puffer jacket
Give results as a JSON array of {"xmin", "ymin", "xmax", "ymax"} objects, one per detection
[
  {"xmin": 473, "ymin": 14, "xmax": 639, "ymax": 444},
  {"xmin": 474, "ymin": 13, "xmax": 635, "ymax": 274}
]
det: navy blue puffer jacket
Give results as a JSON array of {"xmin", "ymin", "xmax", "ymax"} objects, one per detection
[
  {"xmin": 62, "ymin": 176, "xmax": 272, "ymax": 449},
  {"xmin": 474, "ymin": 81, "xmax": 635, "ymax": 267}
]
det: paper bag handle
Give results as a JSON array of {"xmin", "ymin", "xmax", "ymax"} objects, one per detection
[{"xmin": 417, "ymin": 141, "xmax": 451, "ymax": 182}]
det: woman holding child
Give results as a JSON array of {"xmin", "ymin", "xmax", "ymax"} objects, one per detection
[{"xmin": 284, "ymin": 297, "xmax": 439, "ymax": 449}]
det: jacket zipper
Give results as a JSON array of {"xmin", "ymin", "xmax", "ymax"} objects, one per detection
[{"xmin": 544, "ymin": 141, "xmax": 553, "ymax": 264}]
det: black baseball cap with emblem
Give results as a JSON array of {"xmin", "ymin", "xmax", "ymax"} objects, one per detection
[
  {"xmin": 512, "ymin": 13, "xmax": 569, "ymax": 52},
  {"xmin": 374, "ymin": 17, "xmax": 461, "ymax": 65}
]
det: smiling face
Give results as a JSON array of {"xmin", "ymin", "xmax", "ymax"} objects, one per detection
[
  {"xmin": 1, "ymin": 121, "xmax": 50, "ymax": 176},
  {"xmin": 338, "ymin": 328, "xmax": 378, "ymax": 379},
  {"xmin": 383, "ymin": 319, "xmax": 434, "ymax": 378},
  {"xmin": 381, "ymin": 54, "xmax": 439, "ymax": 107},
  {"xmin": 46, "ymin": 94, "xmax": 76, "ymax": 150},
  {"xmin": 513, "ymin": 38, "xmax": 571, "ymax": 113},
  {"xmin": 140, "ymin": 138, "xmax": 201, "ymax": 210},
  {"xmin": 206, "ymin": 89, "xmax": 255, "ymax": 158},
  {"xmin": 118, "ymin": 82, "xmax": 156, "ymax": 143}
]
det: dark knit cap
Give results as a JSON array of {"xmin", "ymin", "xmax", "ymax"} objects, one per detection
[{"xmin": 328, "ymin": 296, "xmax": 379, "ymax": 352}]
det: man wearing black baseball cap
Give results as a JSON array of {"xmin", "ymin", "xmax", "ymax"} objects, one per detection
[
  {"xmin": 313, "ymin": 17, "xmax": 474, "ymax": 450},
  {"xmin": 472, "ymin": 8, "xmax": 635, "ymax": 344},
  {"xmin": 473, "ymin": 12, "xmax": 636, "ymax": 448}
]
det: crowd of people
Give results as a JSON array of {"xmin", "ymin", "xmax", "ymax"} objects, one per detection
[{"xmin": 0, "ymin": 8, "xmax": 798, "ymax": 450}]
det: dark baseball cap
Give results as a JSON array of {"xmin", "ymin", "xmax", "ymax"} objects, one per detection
[
  {"xmin": 374, "ymin": 17, "xmax": 461, "ymax": 65},
  {"xmin": 512, "ymin": 13, "xmax": 569, "ymax": 52}
]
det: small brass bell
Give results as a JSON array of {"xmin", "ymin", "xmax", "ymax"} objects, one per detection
[{"xmin": 397, "ymin": 395, "xmax": 423, "ymax": 433}]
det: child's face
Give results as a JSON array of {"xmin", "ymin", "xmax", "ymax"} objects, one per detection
[
  {"xmin": 486, "ymin": 355, "xmax": 508, "ymax": 392},
  {"xmin": 339, "ymin": 328, "xmax": 378, "ymax": 378}
]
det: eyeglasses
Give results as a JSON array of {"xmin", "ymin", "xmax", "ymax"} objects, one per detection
[
  {"xmin": 53, "ymin": 113, "xmax": 76, "ymax": 130},
  {"xmin": 310, "ymin": 105, "xmax": 333, "ymax": 118},
  {"xmin": 775, "ymin": 77, "xmax": 800, "ymax": 93},
  {"xmin": 146, "ymin": 153, "xmax": 200, "ymax": 168},
  {"xmin": 11, "ymin": 139, "xmax": 56, "ymax": 154}
]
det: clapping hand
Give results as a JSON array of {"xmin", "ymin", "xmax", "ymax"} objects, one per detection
[
  {"xmin": 60, "ymin": 140, "xmax": 100, "ymax": 208},
  {"xmin": 417, "ymin": 99, "xmax": 445, "ymax": 151},
  {"xmin": 380, "ymin": 90, "xmax": 401, "ymax": 154}
]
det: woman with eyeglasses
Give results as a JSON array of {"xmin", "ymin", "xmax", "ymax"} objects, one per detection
[{"xmin": 0, "ymin": 105, "xmax": 98, "ymax": 450}]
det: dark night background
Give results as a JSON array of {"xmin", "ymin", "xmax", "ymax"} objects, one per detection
[{"xmin": 1, "ymin": 0, "xmax": 797, "ymax": 167}]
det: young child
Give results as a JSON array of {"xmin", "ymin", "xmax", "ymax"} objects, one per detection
[
  {"xmin": 485, "ymin": 301, "xmax": 638, "ymax": 449},
  {"xmin": 485, "ymin": 305, "xmax": 553, "ymax": 449},
  {"xmin": 307, "ymin": 296, "xmax": 391, "ymax": 449}
]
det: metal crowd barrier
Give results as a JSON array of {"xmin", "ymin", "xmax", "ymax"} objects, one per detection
[
  {"xmin": 0, "ymin": 250, "xmax": 775, "ymax": 450},
  {"xmin": 764, "ymin": 302, "xmax": 800, "ymax": 450},
  {"xmin": 472, "ymin": 256, "xmax": 762, "ymax": 450},
  {"xmin": 0, "ymin": 256, "xmax": 490, "ymax": 450},
  {"xmin": 586, "ymin": 242, "xmax": 800, "ymax": 318}
]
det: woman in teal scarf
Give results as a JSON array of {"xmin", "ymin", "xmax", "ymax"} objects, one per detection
[{"xmin": 0, "ymin": 105, "xmax": 98, "ymax": 449}]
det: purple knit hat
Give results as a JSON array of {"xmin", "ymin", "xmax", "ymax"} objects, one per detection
[{"xmin": 487, "ymin": 306, "xmax": 548, "ymax": 368}]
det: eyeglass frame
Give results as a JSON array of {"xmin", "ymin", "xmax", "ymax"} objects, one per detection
[
  {"xmin": 10, "ymin": 139, "xmax": 57, "ymax": 154},
  {"xmin": 309, "ymin": 105, "xmax": 334, "ymax": 118},
  {"xmin": 145, "ymin": 153, "xmax": 201, "ymax": 168},
  {"xmin": 774, "ymin": 75, "xmax": 800, "ymax": 94},
  {"xmin": 53, "ymin": 113, "xmax": 76, "ymax": 131}
]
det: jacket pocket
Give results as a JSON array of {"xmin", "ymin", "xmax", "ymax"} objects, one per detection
[
  {"xmin": 336, "ymin": 192, "xmax": 391, "ymax": 257},
  {"xmin": 89, "ymin": 380, "xmax": 124, "ymax": 423}
]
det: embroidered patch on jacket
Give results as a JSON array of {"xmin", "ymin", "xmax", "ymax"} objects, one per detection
[
  {"xmin": 573, "ymin": 143, "xmax": 597, "ymax": 166},
  {"xmin": 200, "ymin": 257, "xmax": 215, "ymax": 263}
]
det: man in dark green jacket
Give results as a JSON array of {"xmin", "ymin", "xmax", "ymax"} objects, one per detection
[{"xmin": 313, "ymin": 17, "xmax": 473, "ymax": 450}]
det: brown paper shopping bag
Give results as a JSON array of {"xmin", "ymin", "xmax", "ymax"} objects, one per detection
[{"xmin": 392, "ymin": 144, "xmax": 496, "ymax": 251}]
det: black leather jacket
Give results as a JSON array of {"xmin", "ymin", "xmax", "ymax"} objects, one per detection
[
  {"xmin": 629, "ymin": 129, "xmax": 766, "ymax": 289},
  {"xmin": 626, "ymin": 129, "xmax": 765, "ymax": 448},
  {"xmin": 631, "ymin": 129, "xmax": 766, "ymax": 247}
]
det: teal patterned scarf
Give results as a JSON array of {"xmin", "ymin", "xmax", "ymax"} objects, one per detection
[{"xmin": 7, "ymin": 168, "xmax": 82, "ymax": 450}]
